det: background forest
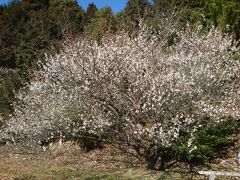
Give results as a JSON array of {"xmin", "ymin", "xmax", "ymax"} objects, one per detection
[{"xmin": 0, "ymin": 0, "xmax": 240, "ymax": 172}]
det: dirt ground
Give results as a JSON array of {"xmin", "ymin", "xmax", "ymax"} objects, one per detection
[{"xmin": 0, "ymin": 141, "xmax": 239, "ymax": 180}]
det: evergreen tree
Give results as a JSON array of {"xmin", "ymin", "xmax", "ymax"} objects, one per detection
[
  {"xmin": 123, "ymin": 0, "xmax": 152, "ymax": 31},
  {"xmin": 85, "ymin": 2, "xmax": 98, "ymax": 25},
  {"xmin": 203, "ymin": 0, "xmax": 240, "ymax": 39},
  {"xmin": 85, "ymin": 6, "xmax": 116, "ymax": 42}
]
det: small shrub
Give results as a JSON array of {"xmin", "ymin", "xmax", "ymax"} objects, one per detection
[{"xmin": 172, "ymin": 120, "xmax": 237, "ymax": 166}]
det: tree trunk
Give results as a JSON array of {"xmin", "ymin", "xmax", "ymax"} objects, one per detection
[
  {"xmin": 146, "ymin": 153, "xmax": 158, "ymax": 170},
  {"xmin": 160, "ymin": 159, "xmax": 166, "ymax": 171},
  {"xmin": 159, "ymin": 153, "xmax": 168, "ymax": 171}
]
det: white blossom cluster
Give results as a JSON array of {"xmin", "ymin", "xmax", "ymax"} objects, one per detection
[{"xmin": 0, "ymin": 25, "xmax": 240, "ymax": 151}]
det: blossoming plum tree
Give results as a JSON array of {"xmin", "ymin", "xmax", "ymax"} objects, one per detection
[{"xmin": 1, "ymin": 24, "xmax": 240, "ymax": 169}]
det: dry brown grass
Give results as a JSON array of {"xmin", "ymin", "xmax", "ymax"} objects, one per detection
[{"xmin": 0, "ymin": 141, "xmax": 238, "ymax": 179}]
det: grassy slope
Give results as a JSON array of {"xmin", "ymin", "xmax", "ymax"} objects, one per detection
[{"xmin": 0, "ymin": 143, "xmax": 205, "ymax": 180}]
